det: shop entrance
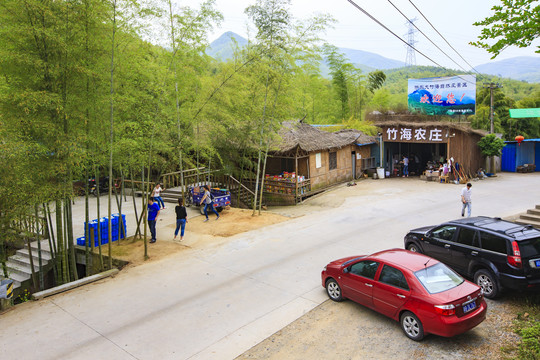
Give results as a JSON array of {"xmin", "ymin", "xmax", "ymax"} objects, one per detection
[{"xmin": 384, "ymin": 142, "xmax": 447, "ymax": 177}]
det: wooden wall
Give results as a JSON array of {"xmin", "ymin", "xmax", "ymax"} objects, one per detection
[
  {"xmin": 448, "ymin": 131, "xmax": 484, "ymax": 175},
  {"xmin": 309, "ymin": 146, "xmax": 354, "ymax": 190}
]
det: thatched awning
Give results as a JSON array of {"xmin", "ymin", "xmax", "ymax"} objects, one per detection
[{"xmin": 273, "ymin": 121, "xmax": 376, "ymax": 155}]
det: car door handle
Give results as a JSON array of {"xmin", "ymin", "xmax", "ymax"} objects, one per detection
[
  {"xmin": 471, "ymin": 251, "xmax": 478, "ymax": 256},
  {"xmin": 364, "ymin": 283, "xmax": 373, "ymax": 287},
  {"xmin": 444, "ymin": 244, "xmax": 451, "ymax": 248},
  {"xmin": 397, "ymin": 294, "xmax": 406, "ymax": 298}
]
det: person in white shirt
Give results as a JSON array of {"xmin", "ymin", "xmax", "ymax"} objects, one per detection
[
  {"xmin": 402, "ymin": 156, "xmax": 409, "ymax": 177},
  {"xmin": 461, "ymin": 183, "xmax": 472, "ymax": 217},
  {"xmin": 152, "ymin": 183, "xmax": 166, "ymax": 209}
]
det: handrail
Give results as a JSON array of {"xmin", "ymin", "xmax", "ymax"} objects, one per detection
[
  {"xmin": 228, "ymin": 175, "xmax": 256, "ymax": 196},
  {"xmin": 161, "ymin": 166, "xmax": 208, "ymax": 177}
]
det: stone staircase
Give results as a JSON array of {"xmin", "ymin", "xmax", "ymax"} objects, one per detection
[
  {"xmin": 515, "ymin": 205, "xmax": 540, "ymax": 228},
  {"xmin": 1, "ymin": 240, "xmax": 53, "ymax": 293}
]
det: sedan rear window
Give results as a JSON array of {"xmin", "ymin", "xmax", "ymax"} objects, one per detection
[
  {"xmin": 414, "ymin": 262, "xmax": 464, "ymax": 294},
  {"xmin": 519, "ymin": 238, "xmax": 540, "ymax": 258}
]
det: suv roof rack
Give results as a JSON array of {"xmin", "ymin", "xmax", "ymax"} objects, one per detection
[
  {"xmin": 504, "ymin": 224, "xmax": 535, "ymax": 236},
  {"xmin": 472, "ymin": 217, "xmax": 500, "ymax": 227}
]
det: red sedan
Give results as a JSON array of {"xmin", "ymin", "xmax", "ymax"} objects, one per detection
[{"xmin": 321, "ymin": 249, "xmax": 487, "ymax": 340}]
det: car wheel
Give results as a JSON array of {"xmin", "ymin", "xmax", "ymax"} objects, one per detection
[
  {"xmin": 400, "ymin": 311, "xmax": 424, "ymax": 341},
  {"xmin": 325, "ymin": 278, "xmax": 343, "ymax": 302},
  {"xmin": 474, "ymin": 269, "xmax": 499, "ymax": 299},
  {"xmin": 200, "ymin": 206, "xmax": 206, "ymax": 215},
  {"xmin": 407, "ymin": 243, "xmax": 421, "ymax": 253}
]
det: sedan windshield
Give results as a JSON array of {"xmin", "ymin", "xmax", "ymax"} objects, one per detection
[{"xmin": 414, "ymin": 263, "xmax": 464, "ymax": 294}]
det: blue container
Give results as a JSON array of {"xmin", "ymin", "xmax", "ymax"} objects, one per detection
[{"xmin": 76, "ymin": 237, "xmax": 85, "ymax": 246}]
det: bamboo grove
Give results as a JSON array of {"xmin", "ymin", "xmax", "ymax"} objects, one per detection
[{"xmin": 1, "ymin": 0, "xmax": 539, "ymax": 291}]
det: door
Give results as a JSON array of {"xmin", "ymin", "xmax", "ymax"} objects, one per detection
[
  {"xmin": 424, "ymin": 225, "xmax": 457, "ymax": 264},
  {"xmin": 451, "ymin": 227, "xmax": 480, "ymax": 274},
  {"xmin": 352, "ymin": 151, "xmax": 356, "ymax": 179},
  {"xmin": 373, "ymin": 265, "xmax": 410, "ymax": 318},
  {"xmin": 340, "ymin": 260, "xmax": 380, "ymax": 307}
]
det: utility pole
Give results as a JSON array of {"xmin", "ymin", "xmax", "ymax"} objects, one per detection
[
  {"xmin": 483, "ymin": 82, "xmax": 502, "ymax": 134},
  {"xmin": 482, "ymin": 82, "xmax": 502, "ymax": 173}
]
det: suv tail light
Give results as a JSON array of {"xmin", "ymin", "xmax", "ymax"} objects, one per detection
[
  {"xmin": 507, "ymin": 241, "xmax": 522, "ymax": 268},
  {"xmin": 434, "ymin": 304, "xmax": 455, "ymax": 316}
]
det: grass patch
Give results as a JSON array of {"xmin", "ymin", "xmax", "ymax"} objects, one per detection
[{"xmin": 512, "ymin": 294, "xmax": 540, "ymax": 360}]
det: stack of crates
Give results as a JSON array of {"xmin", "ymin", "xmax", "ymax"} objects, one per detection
[{"xmin": 77, "ymin": 213, "xmax": 127, "ymax": 246}]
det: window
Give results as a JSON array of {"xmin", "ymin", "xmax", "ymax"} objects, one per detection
[
  {"xmin": 456, "ymin": 227, "xmax": 479, "ymax": 247},
  {"xmin": 480, "ymin": 232, "xmax": 508, "ymax": 254},
  {"xmin": 431, "ymin": 226, "xmax": 457, "ymax": 241},
  {"xmin": 415, "ymin": 262, "xmax": 464, "ymax": 294},
  {"xmin": 329, "ymin": 151, "xmax": 337, "ymax": 170},
  {"xmin": 349, "ymin": 260, "xmax": 379, "ymax": 279},
  {"xmin": 518, "ymin": 237, "xmax": 540, "ymax": 258},
  {"xmin": 379, "ymin": 265, "xmax": 409, "ymax": 290}
]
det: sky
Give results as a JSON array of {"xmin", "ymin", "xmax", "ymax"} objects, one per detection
[{"xmin": 183, "ymin": 0, "xmax": 539, "ymax": 70}]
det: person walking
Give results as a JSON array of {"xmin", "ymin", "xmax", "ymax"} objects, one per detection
[
  {"xmin": 200, "ymin": 185, "xmax": 219, "ymax": 222},
  {"xmin": 461, "ymin": 183, "xmax": 472, "ymax": 217},
  {"xmin": 174, "ymin": 198, "xmax": 188, "ymax": 241},
  {"xmin": 147, "ymin": 197, "xmax": 160, "ymax": 243},
  {"xmin": 402, "ymin": 155, "xmax": 409, "ymax": 177},
  {"xmin": 152, "ymin": 183, "xmax": 166, "ymax": 209}
]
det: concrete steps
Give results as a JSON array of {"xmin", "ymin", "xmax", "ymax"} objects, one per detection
[
  {"xmin": 4, "ymin": 239, "xmax": 53, "ymax": 293},
  {"xmin": 516, "ymin": 204, "xmax": 540, "ymax": 229}
]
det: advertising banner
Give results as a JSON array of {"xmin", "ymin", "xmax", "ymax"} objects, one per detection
[{"xmin": 408, "ymin": 75, "xmax": 476, "ymax": 116}]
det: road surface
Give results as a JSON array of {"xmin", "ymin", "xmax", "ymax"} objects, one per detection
[{"xmin": 0, "ymin": 173, "xmax": 538, "ymax": 359}]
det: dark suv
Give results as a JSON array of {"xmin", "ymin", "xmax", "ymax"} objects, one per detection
[{"xmin": 404, "ymin": 217, "xmax": 540, "ymax": 298}]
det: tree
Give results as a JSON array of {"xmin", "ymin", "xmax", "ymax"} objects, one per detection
[
  {"xmin": 471, "ymin": 0, "xmax": 540, "ymax": 58},
  {"xmin": 478, "ymin": 134, "xmax": 506, "ymax": 174}
]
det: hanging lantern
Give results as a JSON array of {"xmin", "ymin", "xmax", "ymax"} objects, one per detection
[{"xmin": 515, "ymin": 135, "xmax": 524, "ymax": 146}]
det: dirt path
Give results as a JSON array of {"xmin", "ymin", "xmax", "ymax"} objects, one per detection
[{"xmin": 235, "ymin": 297, "xmax": 521, "ymax": 360}]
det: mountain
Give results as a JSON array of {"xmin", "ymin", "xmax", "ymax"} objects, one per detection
[
  {"xmin": 338, "ymin": 47, "xmax": 406, "ymax": 70},
  {"xmin": 207, "ymin": 32, "xmax": 405, "ymax": 72},
  {"xmin": 207, "ymin": 31, "xmax": 248, "ymax": 62},
  {"xmin": 208, "ymin": 32, "xmax": 539, "ymax": 83},
  {"xmin": 474, "ymin": 56, "xmax": 540, "ymax": 83}
]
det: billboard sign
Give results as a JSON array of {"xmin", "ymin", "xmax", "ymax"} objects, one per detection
[{"xmin": 408, "ymin": 75, "xmax": 476, "ymax": 116}]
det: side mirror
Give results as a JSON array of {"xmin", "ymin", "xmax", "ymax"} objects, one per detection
[
  {"xmin": 425, "ymin": 230, "xmax": 432, "ymax": 238},
  {"xmin": 343, "ymin": 267, "xmax": 349, "ymax": 274}
]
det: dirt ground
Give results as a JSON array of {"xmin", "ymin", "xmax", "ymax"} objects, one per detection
[
  {"xmin": 99, "ymin": 207, "xmax": 290, "ymax": 267},
  {"xmin": 235, "ymin": 296, "xmax": 523, "ymax": 360}
]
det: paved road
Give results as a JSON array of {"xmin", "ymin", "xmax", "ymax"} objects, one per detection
[{"xmin": 1, "ymin": 173, "xmax": 538, "ymax": 360}]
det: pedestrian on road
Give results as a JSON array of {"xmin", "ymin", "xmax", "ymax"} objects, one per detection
[
  {"xmin": 152, "ymin": 183, "xmax": 166, "ymax": 209},
  {"xmin": 402, "ymin": 155, "xmax": 409, "ymax": 177},
  {"xmin": 461, "ymin": 183, "xmax": 472, "ymax": 217},
  {"xmin": 147, "ymin": 197, "xmax": 160, "ymax": 243},
  {"xmin": 174, "ymin": 198, "xmax": 188, "ymax": 241},
  {"xmin": 200, "ymin": 185, "xmax": 219, "ymax": 222}
]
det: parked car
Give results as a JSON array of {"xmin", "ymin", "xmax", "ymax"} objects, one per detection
[
  {"xmin": 404, "ymin": 216, "xmax": 540, "ymax": 299},
  {"xmin": 321, "ymin": 249, "xmax": 486, "ymax": 341}
]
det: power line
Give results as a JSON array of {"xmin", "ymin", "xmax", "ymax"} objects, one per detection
[
  {"xmin": 387, "ymin": 0, "xmax": 474, "ymax": 74},
  {"xmin": 345, "ymin": 0, "xmax": 445, "ymax": 68},
  {"xmin": 408, "ymin": 0, "xmax": 480, "ymax": 74}
]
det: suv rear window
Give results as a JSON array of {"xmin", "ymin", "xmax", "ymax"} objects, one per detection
[
  {"xmin": 480, "ymin": 231, "xmax": 507, "ymax": 254},
  {"xmin": 518, "ymin": 238, "xmax": 540, "ymax": 258}
]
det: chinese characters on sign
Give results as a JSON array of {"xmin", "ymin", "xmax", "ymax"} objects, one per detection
[
  {"xmin": 384, "ymin": 126, "xmax": 447, "ymax": 143},
  {"xmin": 408, "ymin": 75, "xmax": 476, "ymax": 116}
]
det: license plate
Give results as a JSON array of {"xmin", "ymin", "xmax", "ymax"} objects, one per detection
[{"xmin": 463, "ymin": 301, "xmax": 476, "ymax": 313}]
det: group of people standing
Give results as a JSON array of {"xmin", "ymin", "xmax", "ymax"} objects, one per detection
[{"xmin": 146, "ymin": 184, "xmax": 219, "ymax": 244}]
